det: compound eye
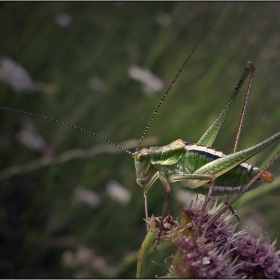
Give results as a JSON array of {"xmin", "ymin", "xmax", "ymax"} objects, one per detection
[{"xmin": 136, "ymin": 153, "xmax": 145, "ymax": 162}]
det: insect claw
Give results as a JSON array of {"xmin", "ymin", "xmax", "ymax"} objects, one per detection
[{"xmin": 223, "ymin": 196, "xmax": 240, "ymax": 222}]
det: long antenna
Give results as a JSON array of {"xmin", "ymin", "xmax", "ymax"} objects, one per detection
[
  {"xmin": 0, "ymin": 107, "xmax": 133, "ymax": 157},
  {"xmin": 135, "ymin": 5, "xmax": 227, "ymax": 152}
]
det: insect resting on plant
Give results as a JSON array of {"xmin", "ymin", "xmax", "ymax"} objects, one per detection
[{"xmin": 1, "ymin": 10, "xmax": 280, "ymax": 230}]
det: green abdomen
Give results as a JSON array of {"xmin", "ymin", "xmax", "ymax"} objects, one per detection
[{"xmin": 184, "ymin": 144, "xmax": 259, "ymax": 188}]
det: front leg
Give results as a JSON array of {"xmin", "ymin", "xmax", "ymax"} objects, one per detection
[
  {"xmin": 142, "ymin": 171, "xmax": 159, "ymax": 231},
  {"xmin": 158, "ymin": 174, "xmax": 172, "ymax": 222}
]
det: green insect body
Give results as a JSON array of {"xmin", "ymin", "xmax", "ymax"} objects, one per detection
[{"xmin": 134, "ymin": 137, "xmax": 276, "ymax": 197}]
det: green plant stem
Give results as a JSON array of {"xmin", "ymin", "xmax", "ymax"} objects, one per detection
[{"xmin": 136, "ymin": 229, "xmax": 157, "ymax": 278}]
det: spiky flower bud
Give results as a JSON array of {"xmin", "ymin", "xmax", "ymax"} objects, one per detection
[{"xmin": 148, "ymin": 198, "xmax": 280, "ymax": 278}]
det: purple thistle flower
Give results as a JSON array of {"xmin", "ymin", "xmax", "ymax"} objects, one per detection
[{"xmin": 168, "ymin": 198, "xmax": 280, "ymax": 278}]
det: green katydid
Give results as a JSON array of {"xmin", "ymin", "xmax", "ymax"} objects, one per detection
[
  {"xmin": 133, "ymin": 60, "xmax": 279, "ymax": 225},
  {"xmin": 1, "ymin": 9, "xmax": 280, "ymax": 231}
]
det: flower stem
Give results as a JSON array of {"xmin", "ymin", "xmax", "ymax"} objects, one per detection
[{"xmin": 136, "ymin": 229, "xmax": 156, "ymax": 278}]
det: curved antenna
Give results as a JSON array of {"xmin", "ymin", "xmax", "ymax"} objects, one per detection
[
  {"xmin": 135, "ymin": 6, "xmax": 227, "ymax": 152},
  {"xmin": 0, "ymin": 107, "xmax": 133, "ymax": 157}
]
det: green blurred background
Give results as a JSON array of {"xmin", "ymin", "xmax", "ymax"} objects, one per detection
[{"xmin": 0, "ymin": 2, "xmax": 280, "ymax": 278}]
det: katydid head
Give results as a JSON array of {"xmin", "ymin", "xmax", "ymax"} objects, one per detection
[{"xmin": 133, "ymin": 148, "xmax": 158, "ymax": 192}]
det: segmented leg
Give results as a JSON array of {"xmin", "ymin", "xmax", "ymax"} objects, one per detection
[
  {"xmin": 143, "ymin": 192, "xmax": 149, "ymax": 231},
  {"xmin": 194, "ymin": 175, "xmax": 216, "ymax": 239},
  {"xmin": 143, "ymin": 171, "xmax": 159, "ymax": 230},
  {"xmin": 197, "ymin": 62, "xmax": 256, "ymax": 148},
  {"xmin": 158, "ymin": 174, "xmax": 172, "ymax": 221},
  {"xmin": 233, "ymin": 62, "xmax": 256, "ymax": 153},
  {"xmin": 223, "ymin": 196, "xmax": 240, "ymax": 222}
]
